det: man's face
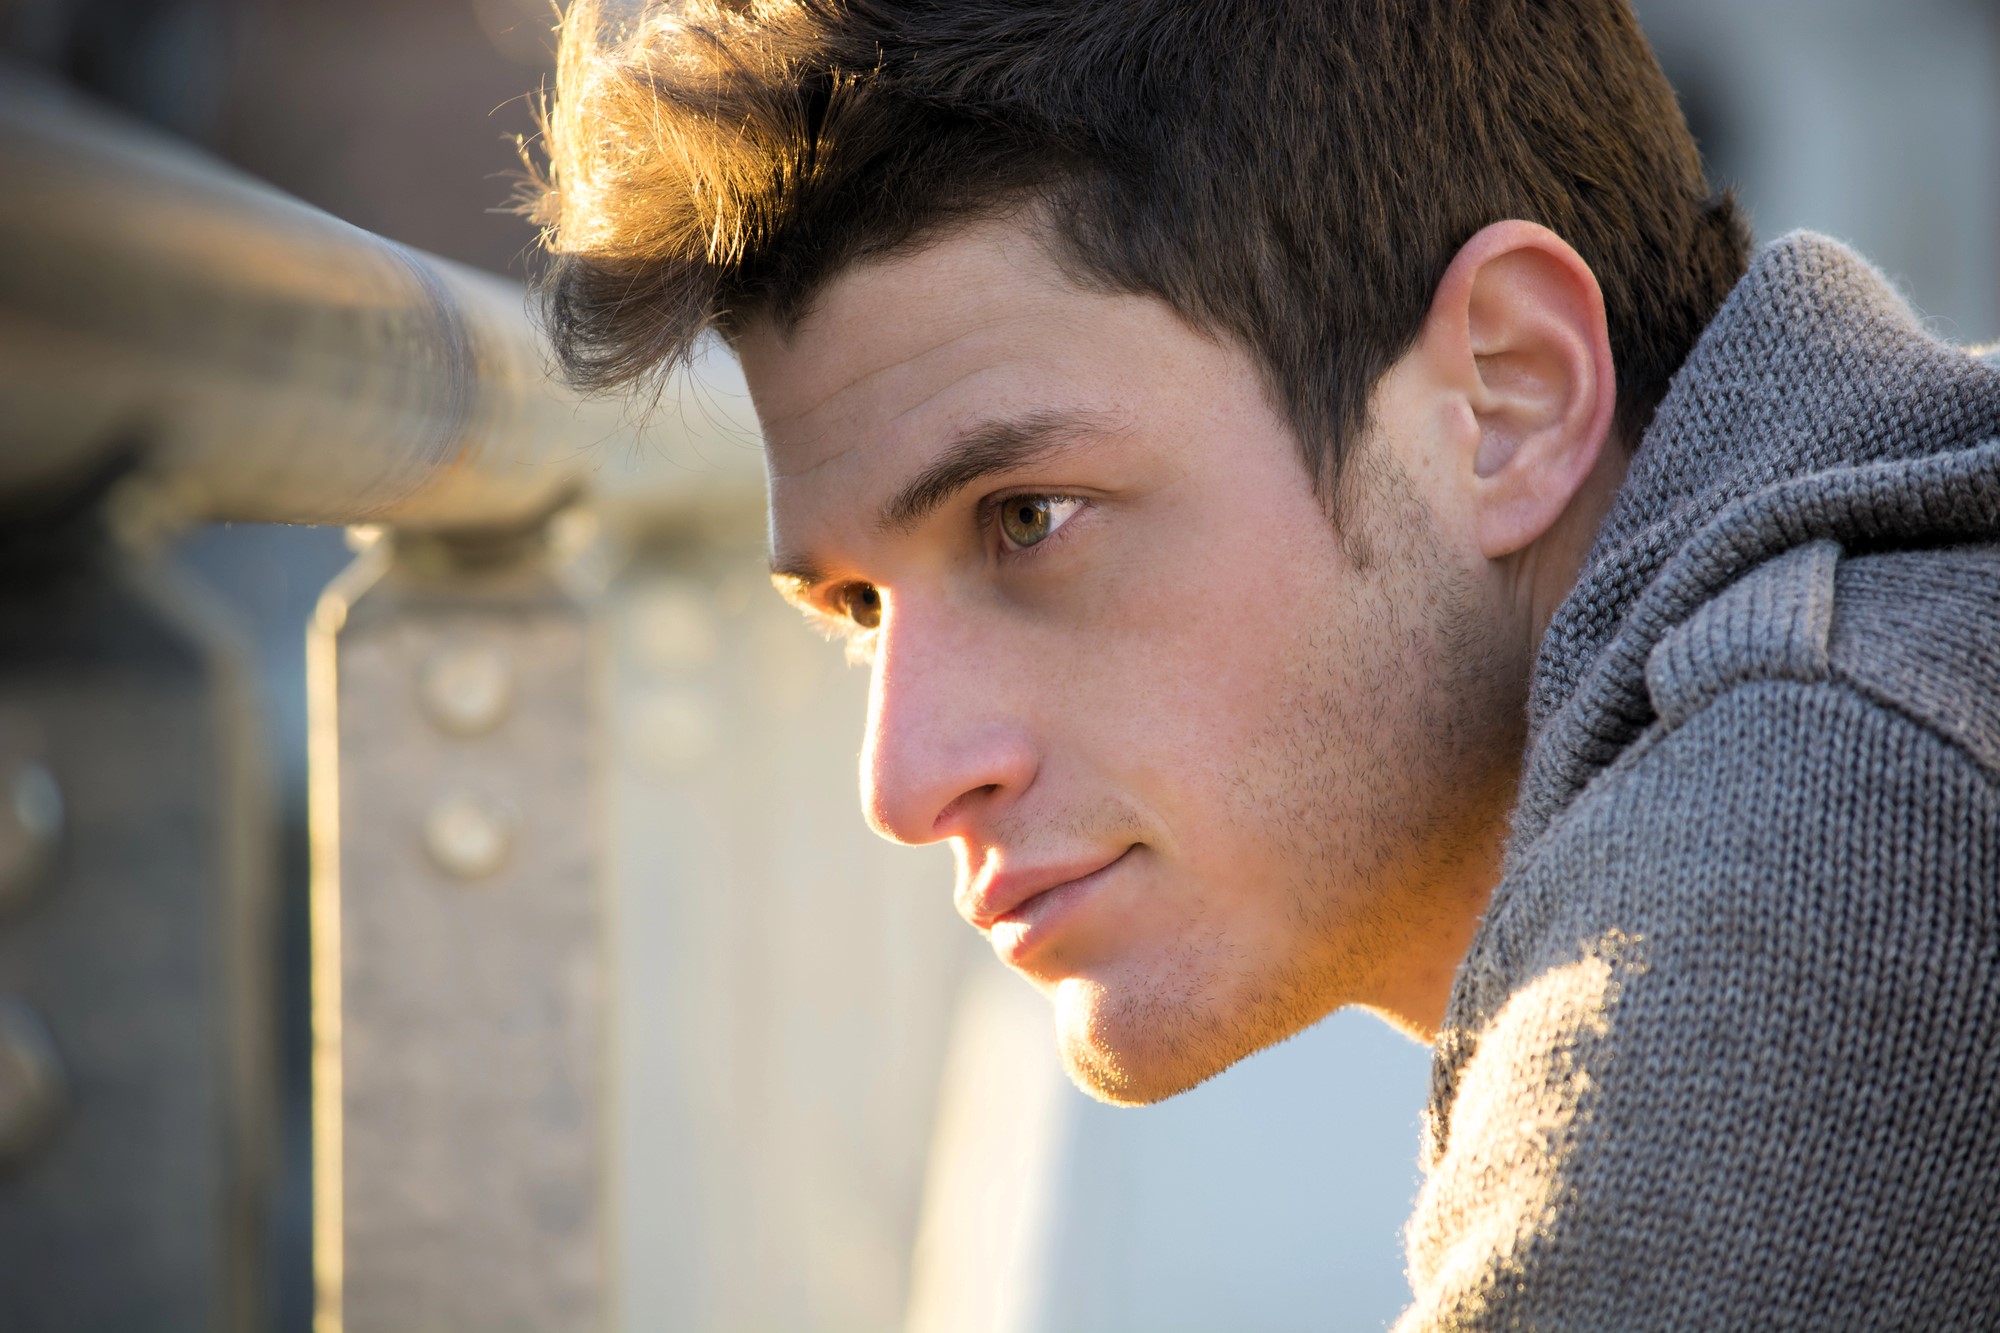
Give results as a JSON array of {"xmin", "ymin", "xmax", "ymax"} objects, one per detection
[{"xmin": 740, "ymin": 217, "xmax": 1519, "ymax": 1104}]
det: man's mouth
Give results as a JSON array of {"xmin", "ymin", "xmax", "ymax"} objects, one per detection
[{"xmin": 960, "ymin": 846, "xmax": 1135, "ymax": 963}]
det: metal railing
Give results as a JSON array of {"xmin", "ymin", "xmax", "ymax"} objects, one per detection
[
  {"xmin": 0, "ymin": 63, "xmax": 759, "ymax": 530},
  {"xmin": 0, "ymin": 64, "xmax": 788, "ymax": 1333},
  {"xmin": 1, "ymin": 56, "xmax": 990, "ymax": 1333}
]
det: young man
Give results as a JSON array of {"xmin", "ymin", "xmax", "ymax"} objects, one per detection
[{"xmin": 528, "ymin": 1, "xmax": 2000, "ymax": 1324}]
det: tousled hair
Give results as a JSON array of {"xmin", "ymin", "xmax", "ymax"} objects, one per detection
[{"xmin": 526, "ymin": 0, "xmax": 1749, "ymax": 496}]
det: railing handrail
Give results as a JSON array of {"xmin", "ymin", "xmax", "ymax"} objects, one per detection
[{"xmin": 0, "ymin": 64, "xmax": 761, "ymax": 532}]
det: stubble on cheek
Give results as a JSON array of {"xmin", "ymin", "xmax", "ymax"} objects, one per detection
[
  {"xmin": 1053, "ymin": 451, "xmax": 1520, "ymax": 1105},
  {"xmin": 1257, "ymin": 456, "xmax": 1521, "ymax": 994}
]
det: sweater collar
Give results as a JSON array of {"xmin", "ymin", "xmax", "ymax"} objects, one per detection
[{"xmin": 1511, "ymin": 232, "xmax": 2000, "ymax": 852}]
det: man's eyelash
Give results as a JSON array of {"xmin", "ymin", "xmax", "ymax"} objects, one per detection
[
  {"xmin": 797, "ymin": 601, "xmax": 880, "ymax": 664},
  {"xmin": 838, "ymin": 628, "xmax": 879, "ymax": 666},
  {"xmin": 797, "ymin": 602, "xmax": 848, "ymax": 640}
]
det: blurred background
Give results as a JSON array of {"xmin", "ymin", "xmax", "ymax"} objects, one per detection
[{"xmin": 0, "ymin": 1, "xmax": 1994, "ymax": 1329}]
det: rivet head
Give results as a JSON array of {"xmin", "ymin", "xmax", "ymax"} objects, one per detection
[
  {"xmin": 0, "ymin": 997, "xmax": 67, "ymax": 1163},
  {"xmin": 0, "ymin": 762, "xmax": 63, "ymax": 912},
  {"xmin": 424, "ymin": 794, "xmax": 514, "ymax": 880},
  {"xmin": 421, "ymin": 645, "xmax": 514, "ymax": 737}
]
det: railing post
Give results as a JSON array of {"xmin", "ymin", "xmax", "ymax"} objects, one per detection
[
  {"xmin": 311, "ymin": 517, "xmax": 606, "ymax": 1333},
  {"xmin": 0, "ymin": 484, "xmax": 273, "ymax": 1331}
]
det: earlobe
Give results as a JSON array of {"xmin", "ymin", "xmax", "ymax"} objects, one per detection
[{"xmin": 1422, "ymin": 221, "xmax": 1619, "ymax": 559}]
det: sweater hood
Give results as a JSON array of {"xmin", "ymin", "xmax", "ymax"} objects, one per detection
[{"xmin": 1510, "ymin": 231, "xmax": 2000, "ymax": 854}]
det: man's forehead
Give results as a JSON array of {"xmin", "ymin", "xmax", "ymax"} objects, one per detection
[
  {"xmin": 749, "ymin": 334, "xmax": 1017, "ymax": 484},
  {"xmin": 737, "ymin": 219, "xmax": 1095, "ymax": 472}
]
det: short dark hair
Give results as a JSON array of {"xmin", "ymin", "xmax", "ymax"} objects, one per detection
[{"xmin": 528, "ymin": 0, "xmax": 1748, "ymax": 497}]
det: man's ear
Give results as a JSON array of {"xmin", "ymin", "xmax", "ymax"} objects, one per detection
[{"xmin": 1416, "ymin": 220, "xmax": 1618, "ymax": 560}]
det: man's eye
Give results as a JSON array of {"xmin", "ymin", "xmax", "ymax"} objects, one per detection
[
  {"xmin": 840, "ymin": 583, "xmax": 882, "ymax": 629},
  {"xmin": 997, "ymin": 496, "xmax": 1084, "ymax": 550}
]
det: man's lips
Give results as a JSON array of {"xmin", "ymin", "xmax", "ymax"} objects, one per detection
[{"xmin": 959, "ymin": 847, "xmax": 1134, "ymax": 931}]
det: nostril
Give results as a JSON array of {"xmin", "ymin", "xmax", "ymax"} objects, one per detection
[{"xmin": 932, "ymin": 783, "xmax": 1000, "ymax": 835}]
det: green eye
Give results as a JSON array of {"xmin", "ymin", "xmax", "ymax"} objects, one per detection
[
  {"xmin": 998, "ymin": 496, "xmax": 1083, "ymax": 550},
  {"xmin": 840, "ymin": 583, "xmax": 881, "ymax": 629}
]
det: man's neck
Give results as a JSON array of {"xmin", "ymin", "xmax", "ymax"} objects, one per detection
[{"xmin": 1516, "ymin": 430, "xmax": 1634, "ymax": 661}]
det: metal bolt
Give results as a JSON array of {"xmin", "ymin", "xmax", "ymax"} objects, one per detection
[
  {"xmin": 0, "ymin": 761, "xmax": 62, "ymax": 912},
  {"xmin": 424, "ymin": 794, "xmax": 514, "ymax": 880},
  {"xmin": 0, "ymin": 997, "xmax": 67, "ymax": 1163},
  {"xmin": 421, "ymin": 644, "xmax": 515, "ymax": 737}
]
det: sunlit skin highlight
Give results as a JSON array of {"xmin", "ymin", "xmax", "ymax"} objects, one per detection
[{"xmin": 742, "ymin": 214, "xmax": 1626, "ymax": 1105}]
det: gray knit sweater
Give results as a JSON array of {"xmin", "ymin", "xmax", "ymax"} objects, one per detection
[{"xmin": 1398, "ymin": 234, "xmax": 2000, "ymax": 1330}]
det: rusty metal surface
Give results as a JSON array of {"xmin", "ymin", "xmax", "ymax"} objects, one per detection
[
  {"xmin": 0, "ymin": 65, "xmax": 760, "ymax": 532},
  {"xmin": 312, "ymin": 530, "xmax": 604, "ymax": 1331}
]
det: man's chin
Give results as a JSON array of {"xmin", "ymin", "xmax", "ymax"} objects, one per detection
[{"xmin": 1048, "ymin": 976, "xmax": 1255, "ymax": 1107}]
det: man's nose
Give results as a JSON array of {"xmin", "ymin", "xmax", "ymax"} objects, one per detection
[{"xmin": 858, "ymin": 607, "xmax": 1036, "ymax": 846}]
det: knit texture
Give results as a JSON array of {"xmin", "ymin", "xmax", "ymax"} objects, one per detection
[{"xmin": 1399, "ymin": 234, "xmax": 2000, "ymax": 1330}]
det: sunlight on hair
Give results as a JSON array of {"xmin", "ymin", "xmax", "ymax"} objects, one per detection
[{"xmin": 528, "ymin": 0, "xmax": 830, "ymax": 265}]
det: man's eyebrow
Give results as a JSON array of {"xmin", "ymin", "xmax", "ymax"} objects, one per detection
[
  {"xmin": 767, "ymin": 555, "xmax": 826, "ymax": 605},
  {"xmin": 767, "ymin": 408, "xmax": 1122, "ymax": 595},
  {"xmin": 877, "ymin": 408, "xmax": 1121, "ymax": 534}
]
